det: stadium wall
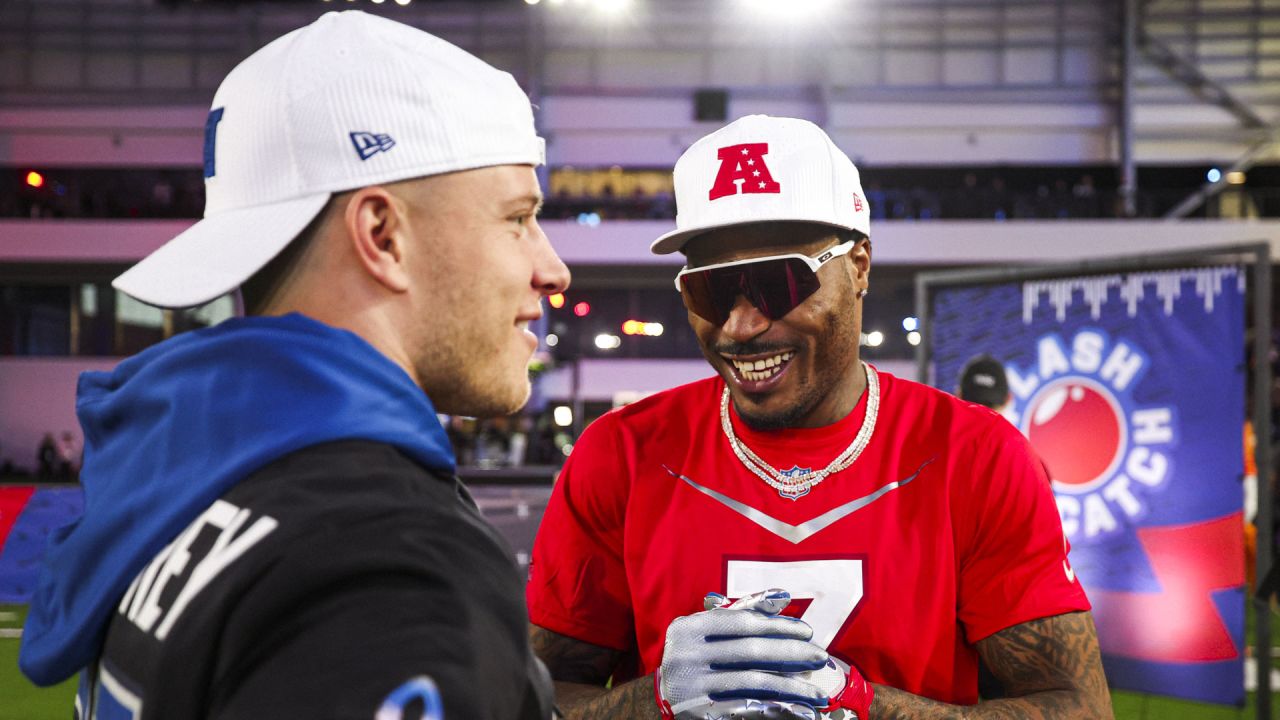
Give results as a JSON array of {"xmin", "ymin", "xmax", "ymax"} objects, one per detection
[
  {"xmin": 2, "ymin": 99, "xmax": 1273, "ymax": 169},
  {"xmin": 5, "ymin": 219, "xmax": 1280, "ymax": 266}
]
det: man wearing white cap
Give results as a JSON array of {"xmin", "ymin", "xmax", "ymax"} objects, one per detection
[
  {"xmin": 20, "ymin": 11, "xmax": 568, "ymax": 720},
  {"xmin": 527, "ymin": 116, "xmax": 1110, "ymax": 719}
]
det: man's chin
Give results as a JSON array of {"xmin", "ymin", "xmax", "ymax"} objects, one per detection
[
  {"xmin": 729, "ymin": 389, "xmax": 808, "ymax": 432},
  {"xmin": 436, "ymin": 376, "xmax": 530, "ymax": 419},
  {"xmin": 485, "ymin": 377, "xmax": 532, "ymax": 418}
]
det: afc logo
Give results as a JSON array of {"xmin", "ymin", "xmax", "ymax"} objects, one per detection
[
  {"xmin": 1006, "ymin": 330, "xmax": 1176, "ymax": 542},
  {"xmin": 709, "ymin": 143, "xmax": 781, "ymax": 201}
]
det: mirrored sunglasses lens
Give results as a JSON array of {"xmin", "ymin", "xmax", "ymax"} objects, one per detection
[
  {"xmin": 679, "ymin": 271, "xmax": 731, "ymax": 325},
  {"xmin": 747, "ymin": 258, "xmax": 821, "ymax": 320}
]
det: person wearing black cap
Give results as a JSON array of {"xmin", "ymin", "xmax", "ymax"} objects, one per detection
[{"xmin": 958, "ymin": 354, "xmax": 1012, "ymax": 413}]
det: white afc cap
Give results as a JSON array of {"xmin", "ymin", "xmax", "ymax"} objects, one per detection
[{"xmin": 652, "ymin": 115, "xmax": 870, "ymax": 256}]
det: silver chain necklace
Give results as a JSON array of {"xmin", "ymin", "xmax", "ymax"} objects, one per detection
[{"xmin": 720, "ymin": 362, "xmax": 880, "ymax": 500}]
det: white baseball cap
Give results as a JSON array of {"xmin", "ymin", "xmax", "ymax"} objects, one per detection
[
  {"xmin": 651, "ymin": 115, "xmax": 870, "ymax": 255},
  {"xmin": 114, "ymin": 10, "xmax": 545, "ymax": 309}
]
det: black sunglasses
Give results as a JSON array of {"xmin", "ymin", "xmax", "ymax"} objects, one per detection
[{"xmin": 674, "ymin": 241, "xmax": 855, "ymax": 326}]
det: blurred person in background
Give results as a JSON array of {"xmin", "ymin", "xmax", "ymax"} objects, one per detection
[
  {"xmin": 956, "ymin": 353, "xmax": 1012, "ymax": 415},
  {"xmin": 36, "ymin": 432, "xmax": 57, "ymax": 481},
  {"xmin": 55, "ymin": 431, "xmax": 79, "ymax": 482},
  {"xmin": 527, "ymin": 115, "xmax": 1110, "ymax": 720},
  {"xmin": 20, "ymin": 11, "xmax": 567, "ymax": 720}
]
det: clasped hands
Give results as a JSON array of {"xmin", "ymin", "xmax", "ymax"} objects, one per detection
[{"xmin": 655, "ymin": 589, "xmax": 874, "ymax": 720}]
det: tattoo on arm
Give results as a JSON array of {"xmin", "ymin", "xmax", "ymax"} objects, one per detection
[
  {"xmin": 870, "ymin": 612, "xmax": 1113, "ymax": 719},
  {"xmin": 529, "ymin": 624, "xmax": 619, "ymax": 686},
  {"xmin": 528, "ymin": 625, "xmax": 661, "ymax": 719}
]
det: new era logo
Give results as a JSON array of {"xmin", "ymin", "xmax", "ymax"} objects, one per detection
[{"xmin": 350, "ymin": 131, "xmax": 396, "ymax": 161}]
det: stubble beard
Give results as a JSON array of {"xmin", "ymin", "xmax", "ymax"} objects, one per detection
[{"xmin": 416, "ymin": 312, "xmax": 531, "ymax": 419}]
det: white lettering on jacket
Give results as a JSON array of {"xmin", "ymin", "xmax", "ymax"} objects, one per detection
[{"xmin": 118, "ymin": 499, "xmax": 278, "ymax": 641}]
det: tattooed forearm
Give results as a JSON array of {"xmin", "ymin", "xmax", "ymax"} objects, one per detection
[
  {"xmin": 870, "ymin": 686, "xmax": 968, "ymax": 719},
  {"xmin": 978, "ymin": 611, "xmax": 1111, "ymax": 710},
  {"xmin": 871, "ymin": 612, "xmax": 1112, "ymax": 719},
  {"xmin": 528, "ymin": 624, "xmax": 620, "ymax": 685},
  {"xmin": 528, "ymin": 625, "xmax": 661, "ymax": 719},
  {"xmin": 556, "ymin": 675, "xmax": 660, "ymax": 720},
  {"xmin": 872, "ymin": 686, "xmax": 1092, "ymax": 719}
]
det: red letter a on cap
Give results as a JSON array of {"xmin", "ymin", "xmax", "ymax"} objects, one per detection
[{"xmin": 709, "ymin": 143, "xmax": 782, "ymax": 201}]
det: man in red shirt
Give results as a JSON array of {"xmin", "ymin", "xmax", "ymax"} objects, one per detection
[{"xmin": 527, "ymin": 115, "xmax": 1111, "ymax": 719}]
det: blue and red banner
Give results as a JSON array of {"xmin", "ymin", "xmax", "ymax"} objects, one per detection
[
  {"xmin": 0, "ymin": 486, "xmax": 83, "ymax": 604},
  {"xmin": 930, "ymin": 266, "xmax": 1247, "ymax": 705}
]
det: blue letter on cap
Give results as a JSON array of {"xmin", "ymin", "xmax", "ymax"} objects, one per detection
[{"xmin": 203, "ymin": 108, "xmax": 225, "ymax": 179}]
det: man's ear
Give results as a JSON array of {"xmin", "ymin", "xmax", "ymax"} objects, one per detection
[
  {"xmin": 344, "ymin": 186, "xmax": 411, "ymax": 293},
  {"xmin": 847, "ymin": 236, "xmax": 871, "ymax": 293}
]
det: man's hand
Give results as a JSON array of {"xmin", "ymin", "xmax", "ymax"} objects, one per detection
[{"xmin": 656, "ymin": 589, "xmax": 830, "ymax": 720}]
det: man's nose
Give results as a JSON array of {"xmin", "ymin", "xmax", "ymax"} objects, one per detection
[
  {"xmin": 531, "ymin": 221, "xmax": 570, "ymax": 295},
  {"xmin": 720, "ymin": 294, "xmax": 770, "ymax": 342}
]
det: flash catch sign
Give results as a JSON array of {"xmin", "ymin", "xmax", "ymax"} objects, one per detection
[{"xmin": 930, "ymin": 266, "xmax": 1247, "ymax": 705}]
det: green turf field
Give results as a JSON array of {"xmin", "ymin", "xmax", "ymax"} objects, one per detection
[
  {"xmin": 1, "ymin": 605, "xmax": 75, "ymax": 720},
  {"xmin": 1, "ymin": 603, "xmax": 1277, "ymax": 719}
]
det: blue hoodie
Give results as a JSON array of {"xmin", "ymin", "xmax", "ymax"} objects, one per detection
[{"xmin": 19, "ymin": 313, "xmax": 456, "ymax": 685}]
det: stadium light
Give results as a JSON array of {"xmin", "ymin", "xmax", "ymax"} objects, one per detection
[
  {"xmin": 622, "ymin": 320, "xmax": 665, "ymax": 337},
  {"xmin": 593, "ymin": 0, "xmax": 631, "ymax": 15},
  {"xmin": 1227, "ymin": 171, "xmax": 1246, "ymax": 185},
  {"xmin": 907, "ymin": 331, "xmax": 922, "ymax": 346},
  {"xmin": 740, "ymin": 0, "xmax": 837, "ymax": 21},
  {"xmin": 573, "ymin": 301, "xmax": 591, "ymax": 317},
  {"xmin": 863, "ymin": 330, "xmax": 884, "ymax": 347},
  {"xmin": 553, "ymin": 405, "xmax": 573, "ymax": 427},
  {"xmin": 548, "ymin": 292, "xmax": 566, "ymax": 309},
  {"xmin": 1206, "ymin": 168, "xmax": 1222, "ymax": 183},
  {"xmin": 545, "ymin": 333, "xmax": 559, "ymax": 347},
  {"xmin": 595, "ymin": 333, "xmax": 622, "ymax": 350},
  {"xmin": 525, "ymin": 0, "xmax": 542, "ymax": 4},
  {"xmin": 902, "ymin": 316, "xmax": 918, "ymax": 332},
  {"xmin": 25, "ymin": 171, "xmax": 44, "ymax": 188}
]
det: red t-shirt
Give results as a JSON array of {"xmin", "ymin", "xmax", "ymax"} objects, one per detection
[{"xmin": 527, "ymin": 368, "xmax": 1089, "ymax": 704}]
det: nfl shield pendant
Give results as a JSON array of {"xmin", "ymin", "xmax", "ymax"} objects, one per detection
[{"xmin": 777, "ymin": 465, "xmax": 813, "ymax": 500}]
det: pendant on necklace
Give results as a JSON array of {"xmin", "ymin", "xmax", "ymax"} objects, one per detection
[{"xmin": 777, "ymin": 465, "xmax": 814, "ymax": 500}]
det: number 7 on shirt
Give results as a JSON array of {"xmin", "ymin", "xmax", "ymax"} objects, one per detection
[{"xmin": 725, "ymin": 559, "xmax": 865, "ymax": 650}]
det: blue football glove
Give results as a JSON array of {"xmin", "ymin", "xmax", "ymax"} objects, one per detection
[{"xmin": 655, "ymin": 589, "xmax": 830, "ymax": 720}]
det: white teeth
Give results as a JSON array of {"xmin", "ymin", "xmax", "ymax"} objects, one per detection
[{"xmin": 727, "ymin": 351, "xmax": 794, "ymax": 382}]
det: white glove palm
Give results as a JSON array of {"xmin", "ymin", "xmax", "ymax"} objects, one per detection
[{"xmin": 656, "ymin": 589, "xmax": 830, "ymax": 720}]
